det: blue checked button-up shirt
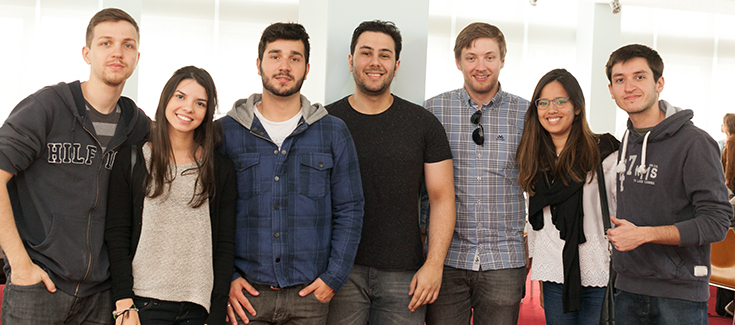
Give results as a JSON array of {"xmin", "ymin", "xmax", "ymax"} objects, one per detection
[
  {"xmin": 424, "ymin": 86, "xmax": 529, "ymax": 271},
  {"xmin": 219, "ymin": 94, "xmax": 364, "ymax": 292}
]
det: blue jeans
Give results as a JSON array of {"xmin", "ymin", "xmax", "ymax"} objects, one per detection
[
  {"xmin": 1, "ymin": 278, "xmax": 113, "ymax": 325},
  {"xmin": 614, "ymin": 289, "xmax": 708, "ymax": 325},
  {"xmin": 425, "ymin": 266, "xmax": 526, "ymax": 325},
  {"xmin": 235, "ymin": 282, "xmax": 329, "ymax": 325},
  {"xmin": 326, "ymin": 264, "xmax": 425, "ymax": 325},
  {"xmin": 542, "ymin": 282, "xmax": 606, "ymax": 325},
  {"xmin": 133, "ymin": 296, "xmax": 208, "ymax": 325}
]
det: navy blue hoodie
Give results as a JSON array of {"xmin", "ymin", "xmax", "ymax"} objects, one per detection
[
  {"xmin": 0, "ymin": 81, "xmax": 150, "ymax": 297},
  {"xmin": 612, "ymin": 100, "xmax": 731, "ymax": 302}
]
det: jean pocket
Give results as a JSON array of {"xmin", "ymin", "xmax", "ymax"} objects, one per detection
[
  {"xmin": 308, "ymin": 292, "xmax": 330, "ymax": 305},
  {"xmin": 133, "ymin": 296, "xmax": 158, "ymax": 312},
  {"xmin": 7, "ymin": 279, "xmax": 46, "ymax": 290},
  {"xmin": 298, "ymin": 153, "xmax": 333, "ymax": 200}
]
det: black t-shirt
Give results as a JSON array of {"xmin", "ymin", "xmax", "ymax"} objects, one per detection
[{"xmin": 327, "ymin": 95, "xmax": 452, "ymax": 270}]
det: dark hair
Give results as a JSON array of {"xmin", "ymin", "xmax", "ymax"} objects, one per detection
[
  {"xmin": 454, "ymin": 22, "xmax": 507, "ymax": 61},
  {"xmin": 605, "ymin": 44, "xmax": 664, "ymax": 84},
  {"xmin": 722, "ymin": 113, "xmax": 735, "ymax": 191},
  {"xmin": 147, "ymin": 66, "xmax": 220, "ymax": 208},
  {"xmin": 724, "ymin": 113, "xmax": 735, "ymax": 136},
  {"xmin": 258, "ymin": 22, "xmax": 310, "ymax": 64},
  {"xmin": 350, "ymin": 20, "xmax": 402, "ymax": 60},
  {"xmin": 86, "ymin": 8, "xmax": 139, "ymax": 48},
  {"xmin": 516, "ymin": 69, "xmax": 599, "ymax": 195}
]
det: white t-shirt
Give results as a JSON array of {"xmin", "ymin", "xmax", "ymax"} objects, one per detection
[{"xmin": 254, "ymin": 104, "xmax": 303, "ymax": 149}]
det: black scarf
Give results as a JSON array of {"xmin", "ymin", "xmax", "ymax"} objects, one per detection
[
  {"xmin": 528, "ymin": 169, "xmax": 585, "ymax": 313},
  {"xmin": 528, "ymin": 133, "xmax": 620, "ymax": 314}
]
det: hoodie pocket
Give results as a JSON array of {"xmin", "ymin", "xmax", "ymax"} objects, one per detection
[
  {"xmin": 617, "ymin": 245, "xmax": 685, "ymax": 280},
  {"xmin": 233, "ymin": 153, "xmax": 260, "ymax": 199},
  {"xmin": 28, "ymin": 213, "xmax": 98, "ymax": 280},
  {"xmin": 298, "ymin": 153, "xmax": 333, "ymax": 200},
  {"xmin": 657, "ymin": 246, "xmax": 686, "ymax": 280}
]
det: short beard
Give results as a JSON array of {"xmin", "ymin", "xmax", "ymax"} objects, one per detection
[
  {"xmin": 353, "ymin": 69, "xmax": 394, "ymax": 96},
  {"xmin": 260, "ymin": 67, "xmax": 306, "ymax": 97}
]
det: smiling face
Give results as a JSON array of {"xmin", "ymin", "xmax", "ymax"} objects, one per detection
[
  {"xmin": 258, "ymin": 39, "xmax": 310, "ymax": 98},
  {"xmin": 165, "ymin": 79, "xmax": 208, "ymax": 139},
  {"xmin": 537, "ymin": 81, "xmax": 578, "ymax": 145},
  {"xmin": 608, "ymin": 57, "xmax": 664, "ymax": 118},
  {"xmin": 456, "ymin": 37, "xmax": 505, "ymax": 104},
  {"xmin": 83, "ymin": 20, "xmax": 140, "ymax": 88},
  {"xmin": 349, "ymin": 31, "xmax": 400, "ymax": 96}
]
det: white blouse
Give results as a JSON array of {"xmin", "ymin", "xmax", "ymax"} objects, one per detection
[{"xmin": 527, "ymin": 152, "xmax": 618, "ymax": 287}]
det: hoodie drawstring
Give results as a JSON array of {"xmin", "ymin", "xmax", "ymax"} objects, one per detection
[
  {"xmin": 616, "ymin": 130, "xmax": 629, "ymax": 175},
  {"xmin": 636, "ymin": 131, "xmax": 652, "ymax": 176},
  {"xmin": 615, "ymin": 129, "xmax": 652, "ymax": 192}
]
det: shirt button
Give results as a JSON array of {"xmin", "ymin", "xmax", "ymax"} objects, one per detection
[
  {"xmin": 478, "ymin": 222, "xmax": 482, "ymax": 227},
  {"xmin": 476, "ymin": 176, "xmax": 482, "ymax": 180},
  {"xmin": 318, "ymin": 162, "xmax": 323, "ymax": 167},
  {"xmin": 274, "ymin": 150, "xmax": 278, "ymax": 154},
  {"xmin": 281, "ymin": 150, "xmax": 287, "ymax": 155},
  {"xmin": 274, "ymin": 176, "xmax": 280, "ymax": 181},
  {"xmin": 274, "ymin": 232, "xmax": 280, "ymax": 238},
  {"xmin": 274, "ymin": 205, "xmax": 280, "ymax": 210},
  {"xmin": 476, "ymin": 199, "xmax": 481, "ymax": 204},
  {"xmin": 275, "ymin": 257, "xmax": 281, "ymax": 263},
  {"xmin": 479, "ymin": 244, "xmax": 483, "ymax": 248},
  {"xmin": 477, "ymin": 153, "xmax": 482, "ymax": 158}
]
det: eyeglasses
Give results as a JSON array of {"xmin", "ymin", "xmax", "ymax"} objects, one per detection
[
  {"xmin": 471, "ymin": 110, "xmax": 484, "ymax": 146},
  {"xmin": 535, "ymin": 97, "xmax": 570, "ymax": 110}
]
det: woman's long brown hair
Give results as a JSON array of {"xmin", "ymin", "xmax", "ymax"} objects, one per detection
[
  {"xmin": 147, "ymin": 66, "xmax": 220, "ymax": 208},
  {"xmin": 516, "ymin": 69, "xmax": 599, "ymax": 196}
]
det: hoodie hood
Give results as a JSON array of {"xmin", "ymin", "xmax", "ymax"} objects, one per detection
[
  {"xmin": 49, "ymin": 81, "xmax": 150, "ymax": 150},
  {"xmin": 615, "ymin": 100, "xmax": 693, "ymax": 190},
  {"xmin": 226, "ymin": 93, "xmax": 327, "ymax": 130}
]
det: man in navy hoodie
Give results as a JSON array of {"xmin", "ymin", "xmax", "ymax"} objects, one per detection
[
  {"xmin": 605, "ymin": 44, "xmax": 731, "ymax": 324},
  {"xmin": 0, "ymin": 8, "xmax": 150, "ymax": 324}
]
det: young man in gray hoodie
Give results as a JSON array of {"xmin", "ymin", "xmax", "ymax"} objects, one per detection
[
  {"xmin": 605, "ymin": 44, "xmax": 731, "ymax": 324},
  {"xmin": 0, "ymin": 8, "xmax": 150, "ymax": 325}
]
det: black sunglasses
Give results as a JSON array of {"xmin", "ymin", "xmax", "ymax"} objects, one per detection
[{"xmin": 471, "ymin": 110, "xmax": 484, "ymax": 146}]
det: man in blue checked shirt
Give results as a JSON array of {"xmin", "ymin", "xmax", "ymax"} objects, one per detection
[
  {"xmin": 423, "ymin": 22, "xmax": 530, "ymax": 325},
  {"xmin": 219, "ymin": 22, "xmax": 365, "ymax": 325}
]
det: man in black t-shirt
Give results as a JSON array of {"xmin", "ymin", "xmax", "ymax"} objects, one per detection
[{"xmin": 325, "ymin": 20, "xmax": 456, "ymax": 325}]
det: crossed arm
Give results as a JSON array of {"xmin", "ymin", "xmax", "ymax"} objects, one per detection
[{"xmin": 607, "ymin": 216, "xmax": 680, "ymax": 251}]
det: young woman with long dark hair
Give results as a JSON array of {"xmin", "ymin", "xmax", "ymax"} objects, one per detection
[
  {"xmin": 517, "ymin": 69, "xmax": 619, "ymax": 325},
  {"xmin": 105, "ymin": 66, "xmax": 236, "ymax": 325}
]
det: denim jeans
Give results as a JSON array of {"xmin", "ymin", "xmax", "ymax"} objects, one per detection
[
  {"xmin": 614, "ymin": 289, "xmax": 708, "ymax": 325},
  {"xmin": 326, "ymin": 264, "xmax": 425, "ymax": 325},
  {"xmin": 133, "ymin": 296, "xmax": 208, "ymax": 325},
  {"xmin": 235, "ymin": 282, "xmax": 329, "ymax": 325},
  {"xmin": 542, "ymin": 281, "xmax": 606, "ymax": 325},
  {"xmin": 1, "ymin": 278, "xmax": 113, "ymax": 325},
  {"xmin": 425, "ymin": 266, "xmax": 526, "ymax": 325}
]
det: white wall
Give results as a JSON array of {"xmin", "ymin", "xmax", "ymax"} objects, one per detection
[{"xmin": 2, "ymin": 0, "xmax": 734, "ymax": 141}]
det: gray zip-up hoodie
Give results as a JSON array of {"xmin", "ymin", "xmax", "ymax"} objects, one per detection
[
  {"xmin": 612, "ymin": 100, "xmax": 731, "ymax": 302},
  {"xmin": 0, "ymin": 81, "xmax": 150, "ymax": 297}
]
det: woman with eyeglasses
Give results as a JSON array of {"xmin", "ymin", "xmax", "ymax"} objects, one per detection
[
  {"xmin": 105, "ymin": 66, "xmax": 237, "ymax": 325},
  {"xmin": 516, "ymin": 69, "xmax": 619, "ymax": 325}
]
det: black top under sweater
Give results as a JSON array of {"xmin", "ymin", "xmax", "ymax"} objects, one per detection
[{"xmin": 327, "ymin": 95, "xmax": 452, "ymax": 270}]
